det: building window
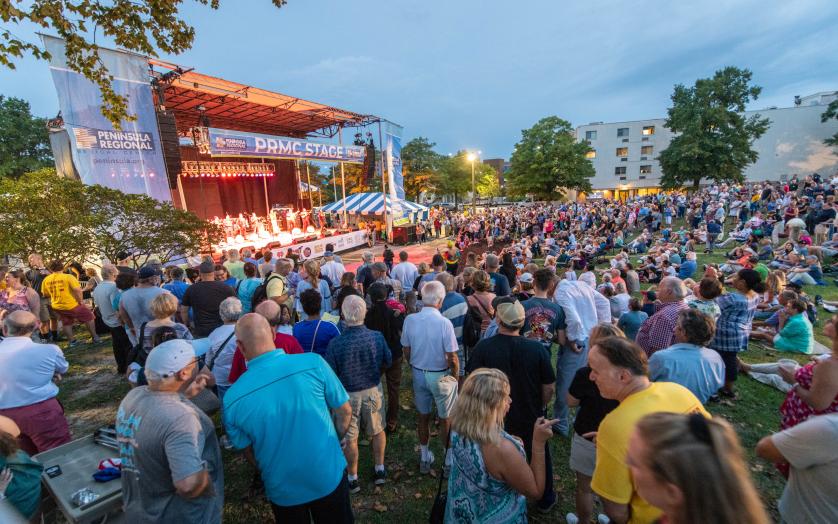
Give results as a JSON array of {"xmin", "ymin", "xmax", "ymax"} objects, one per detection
[
  {"xmin": 640, "ymin": 164, "xmax": 652, "ymax": 174},
  {"xmin": 641, "ymin": 145, "xmax": 653, "ymax": 155},
  {"xmin": 642, "ymin": 126, "xmax": 655, "ymax": 136},
  {"xmin": 622, "ymin": 138, "xmax": 629, "ymax": 143},
  {"xmin": 639, "ymin": 176, "xmax": 647, "ymax": 180},
  {"xmin": 585, "ymin": 150, "xmax": 596, "ymax": 159},
  {"xmin": 615, "ymin": 166, "xmax": 626, "ymax": 175},
  {"xmin": 616, "ymin": 147, "xmax": 628, "ymax": 158},
  {"xmin": 585, "ymin": 130, "xmax": 597, "ymax": 140},
  {"xmin": 617, "ymin": 127, "xmax": 629, "ymax": 137}
]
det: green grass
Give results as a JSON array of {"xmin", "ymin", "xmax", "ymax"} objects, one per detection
[{"xmin": 52, "ymin": 232, "xmax": 834, "ymax": 523}]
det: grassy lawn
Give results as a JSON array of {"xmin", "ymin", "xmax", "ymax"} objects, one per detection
[{"xmin": 51, "ymin": 237, "xmax": 835, "ymax": 523}]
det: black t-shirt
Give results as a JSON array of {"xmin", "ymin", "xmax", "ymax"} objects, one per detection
[
  {"xmin": 568, "ymin": 366, "xmax": 619, "ymax": 436},
  {"xmin": 181, "ymin": 281, "xmax": 235, "ymax": 337},
  {"xmin": 466, "ymin": 334, "xmax": 556, "ymax": 440}
]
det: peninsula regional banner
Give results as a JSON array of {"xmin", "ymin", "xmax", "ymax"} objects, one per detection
[
  {"xmin": 42, "ymin": 35, "xmax": 171, "ymax": 202},
  {"xmin": 207, "ymin": 128, "xmax": 366, "ymax": 163}
]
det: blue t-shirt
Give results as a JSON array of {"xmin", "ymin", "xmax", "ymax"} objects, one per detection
[
  {"xmin": 162, "ymin": 280, "xmax": 189, "ymax": 303},
  {"xmin": 489, "ymin": 272, "xmax": 511, "ymax": 297},
  {"xmin": 617, "ymin": 310, "xmax": 649, "ymax": 341},
  {"xmin": 293, "ymin": 318, "xmax": 341, "ymax": 355},
  {"xmin": 678, "ymin": 260, "xmax": 697, "ymax": 279},
  {"xmin": 223, "ymin": 351, "xmax": 349, "ymax": 506},
  {"xmin": 236, "ymin": 277, "xmax": 262, "ymax": 312}
]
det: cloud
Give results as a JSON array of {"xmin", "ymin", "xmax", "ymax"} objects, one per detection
[
  {"xmin": 775, "ymin": 142, "xmax": 796, "ymax": 155},
  {"xmin": 788, "ymin": 140, "xmax": 838, "ymax": 172}
]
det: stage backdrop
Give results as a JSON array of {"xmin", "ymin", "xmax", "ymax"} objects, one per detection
[{"xmin": 42, "ymin": 35, "xmax": 171, "ymax": 202}]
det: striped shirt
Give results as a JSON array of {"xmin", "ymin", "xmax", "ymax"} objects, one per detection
[{"xmin": 441, "ymin": 291, "xmax": 468, "ymax": 350}]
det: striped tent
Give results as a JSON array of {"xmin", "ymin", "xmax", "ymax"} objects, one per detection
[{"xmin": 321, "ymin": 192, "xmax": 429, "ymax": 216}]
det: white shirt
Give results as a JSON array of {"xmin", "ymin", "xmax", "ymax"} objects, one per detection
[
  {"xmin": 206, "ymin": 324, "xmax": 237, "ymax": 388},
  {"xmin": 391, "ymin": 261, "xmax": 419, "ymax": 291},
  {"xmin": 554, "ymin": 279, "xmax": 611, "ymax": 342},
  {"xmin": 578, "ymin": 271, "xmax": 597, "ymax": 288},
  {"xmin": 401, "ymin": 307, "xmax": 458, "ymax": 371},
  {"xmin": 91, "ymin": 280, "xmax": 121, "ymax": 327},
  {"xmin": 0, "ymin": 336, "xmax": 69, "ymax": 409},
  {"xmin": 320, "ymin": 260, "xmax": 346, "ymax": 286}
]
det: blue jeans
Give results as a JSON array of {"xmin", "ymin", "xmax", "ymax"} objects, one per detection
[{"xmin": 553, "ymin": 340, "xmax": 589, "ymax": 436}]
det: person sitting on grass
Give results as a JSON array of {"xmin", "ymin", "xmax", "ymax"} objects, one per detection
[
  {"xmin": 787, "ymin": 255, "xmax": 825, "ymax": 286},
  {"xmin": 617, "ymin": 298, "xmax": 648, "ymax": 342},
  {"xmin": 769, "ymin": 299, "xmax": 814, "ymax": 355},
  {"xmin": 687, "ymin": 277, "xmax": 722, "ymax": 322}
]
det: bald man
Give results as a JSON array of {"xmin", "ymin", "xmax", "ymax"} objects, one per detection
[
  {"xmin": 254, "ymin": 301, "xmax": 303, "ymax": 355},
  {"xmin": 223, "ymin": 314, "xmax": 354, "ymax": 523},
  {"xmin": 0, "ymin": 310, "xmax": 71, "ymax": 454}
]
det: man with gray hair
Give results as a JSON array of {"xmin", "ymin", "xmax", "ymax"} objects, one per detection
[
  {"xmin": 485, "ymin": 253, "xmax": 511, "ymax": 296},
  {"xmin": 116, "ymin": 339, "xmax": 223, "ymax": 523},
  {"xmin": 0, "ymin": 311, "xmax": 71, "ymax": 455},
  {"xmin": 323, "ymin": 295, "xmax": 391, "ymax": 493},
  {"xmin": 635, "ymin": 276, "xmax": 690, "ymax": 356},
  {"xmin": 370, "ymin": 262, "xmax": 402, "ymax": 299},
  {"xmin": 119, "ymin": 265, "xmax": 167, "ymax": 343},
  {"xmin": 355, "ymin": 251, "xmax": 376, "ymax": 294},
  {"xmin": 93, "ymin": 264, "xmax": 132, "ymax": 373},
  {"xmin": 400, "ymin": 280, "xmax": 459, "ymax": 474},
  {"xmin": 206, "ymin": 297, "xmax": 244, "ymax": 405}
]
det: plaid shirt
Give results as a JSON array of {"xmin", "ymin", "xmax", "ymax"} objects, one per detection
[
  {"xmin": 636, "ymin": 300, "xmax": 689, "ymax": 356},
  {"xmin": 711, "ymin": 292, "xmax": 761, "ymax": 353}
]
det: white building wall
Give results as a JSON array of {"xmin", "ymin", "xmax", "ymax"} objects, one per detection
[{"xmin": 577, "ymin": 95, "xmax": 838, "ymax": 191}]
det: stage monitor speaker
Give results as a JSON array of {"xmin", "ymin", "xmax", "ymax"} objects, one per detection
[{"xmin": 156, "ymin": 110, "xmax": 182, "ymax": 187}]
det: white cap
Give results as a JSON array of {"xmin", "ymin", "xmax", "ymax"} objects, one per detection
[{"xmin": 145, "ymin": 339, "xmax": 196, "ymax": 380}]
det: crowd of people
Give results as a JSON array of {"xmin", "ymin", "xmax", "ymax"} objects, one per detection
[{"xmin": 1, "ymin": 173, "xmax": 838, "ymax": 523}]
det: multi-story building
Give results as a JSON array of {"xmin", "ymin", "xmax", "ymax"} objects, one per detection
[
  {"xmin": 576, "ymin": 91, "xmax": 838, "ymax": 200},
  {"xmin": 483, "ymin": 158, "xmax": 509, "ymax": 188}
]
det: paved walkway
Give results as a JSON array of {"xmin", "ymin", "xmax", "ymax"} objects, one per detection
[{"xmin": 339, "ymin": 236, "xmax": 452, "ymax": 272}]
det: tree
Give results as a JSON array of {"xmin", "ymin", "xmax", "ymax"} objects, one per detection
[
  {"xmin": 476, "ymin": 164, "xmax": 503, "ymax": 199},
  {"xmin": 506, "ymin": 116, "xmax": 594, "ymax": 200},
  {"xmin": 0, "ymin": 96, "xmax": 53, "ymax": 178},
  {"xmin": 1, "ymin": 1, "xmax": 287, "ymax": 127},
  {"xmin": 658, "ymin": 66, "xmax": 771, "ymax": 189},
  {"xmin": 0, "ymin": 168, "xmax": 220, "ymax": 264},
  {"xmin": 435, "ymin": 153, "xmax": 475, "ymax": 204},
  {"xmin": 822, "ymin": 99, "xmax": 838, "ymax": 147},
  {"xmin": 401, "ymin": 137, "xmax": 441, "ymax": 201}
]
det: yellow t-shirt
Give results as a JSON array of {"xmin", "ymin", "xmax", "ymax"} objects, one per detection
[
  {"xmin": 591, "ymin": 382, "xmax": 709, "ymax": 524},
  {"xmin": 41, "ymin": 273, "xmax": 81, "ymax": 311},
  {"xmin": 265, "ymin": 274, "xmax": 287, "ymax": 301}
]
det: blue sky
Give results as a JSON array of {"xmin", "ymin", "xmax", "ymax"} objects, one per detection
[{"xmin": 2, "ymin": 0, "xmax": 837, "ymax": 158}]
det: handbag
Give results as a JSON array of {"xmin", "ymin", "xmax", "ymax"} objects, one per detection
[{"xmin": 428, "ymin": 432, "xmax": 452, "ymax": 524}]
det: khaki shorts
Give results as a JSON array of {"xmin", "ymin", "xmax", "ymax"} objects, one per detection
[
  {"xmin": 570, "ymin": 432, "xmax": 597, "ymax": 477},
  {"xmin": 346, "ymin": 386, "xmax": 384, "ymax": 441},
  {"xmin": 39, "ymin": 298, "xmax": 57, "ymax": 323}
]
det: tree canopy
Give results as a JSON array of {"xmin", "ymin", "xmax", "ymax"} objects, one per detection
[
  {"xmin": 0, "ymin": 168, "xmax": 221, "ymax": 265},
  {"xmin": 1, "ymin": 1, "xmax": 286, "ymax": 127},
  {"xmin": 658, "ymin": 66, "xmax": 771, "ymax": 189},
  {"xmin": 401, "ymin": 137, "xmax": 440, "ymax": 201},
  {"xmin": 476, "ymin": 164, "xmax": 503, "ymax": 199},
  {"xmin": 822, "ymin": 99, "xmax": 838, "ymax": 147},
  {"xmin": 0, "ymin": 96, "xmax": 53, "ymax": 178},
  {"xmin": 505, "ymin": 116, "xmax": 594, "ymax": 200}
]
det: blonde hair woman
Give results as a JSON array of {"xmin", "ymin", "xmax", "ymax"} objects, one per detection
[
  {"xmin": 295, "ymin": 258, "xmax": 333, "ymax": 319},
  {"xmin": 627, "ymin": 412, "xmax": 769, "ymax": 524},
  {"xmin": 445, "ymin": 369, "xmax": 556, "ymax": 523}
]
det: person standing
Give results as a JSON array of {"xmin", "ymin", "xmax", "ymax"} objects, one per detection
[
  {"xmin": 0, "ymin": 311, "xmax": 71, "ymax": 455},
  {"xmin": 437, "ymin": 273, "xmax": 468, "ymax": 385},
  {"xmin": 466, "ymin": 300, "xmax": 558, "ymax": 511},
  {"xmin": 119, "ymin": 266, "xmax": 167, "ymax": 344},
  {"xmin": 400, "ymin": 281, "xmax": 459, "ymax": 474},
  {"xmin": 324, "ymin": 296, "xmax": 391, "ymax": 493},
  {"xmin": 92, "ymin": 265, "xmax": 132, "ymax": 374},
  {"xmin": 588, "ymin": 336, "xmax": 708, "ymax": 524},
  {"xmin": 390, "ymin": 251, "xmax": 418, "ymax": 298},
  {"xmin": 485, "ymin": 254, "xmax": 511, "ymax": 297},
  {"xmin": 180, "ymin": 261, "xmax": 235, "ymax": 338},
  {"xmin": 552, "ymin": 277, "xmax": 611, "ymax": 435},
  {"xmin": 116, "ymin": 339, "xmax": 223, "ymax": 523},
  {"xmin": 25, "ymin": 253, "xmax": 53, "ymax": 341},
  {"xmin": 521, "ymin": 269, "xmax": 566, "ymax": 353},
  {"xmin": 320, "ymin": 252, "xmax": 346, "ymax": 289},
  {"xmin": 40, "ymin": 260, "xmax": 100, "ymax": 346},
  {"xmin": 223, "ymin": 249, "xmax": 246, "ymax": 281},
  {"xmin": 364, "ymin": 284, "xmax": 404, "ymax": 433},
  {"xmin": 224, "ymin": 314, "xmax": 353, "ymax": 524}
]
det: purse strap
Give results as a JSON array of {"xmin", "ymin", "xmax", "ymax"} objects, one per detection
[
  {"xmin": 434, "ymin": 430, "xmax": 452, "ymax": 500},
  {"xmin": 310, "ymin": 320, "xmax": 323, "ymax": 353},
  {"xmin": 207, "ymin": 331, "xmax": 235, "ymax": 371}
]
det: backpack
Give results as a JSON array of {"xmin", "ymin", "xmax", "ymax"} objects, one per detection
[
  {"xmin": 250, "ymin": 273, "xmax": 284, "ymax": 312},
  {"xmin": 462, "ymin": 306, "xmax": 482, "ymax": 348}
]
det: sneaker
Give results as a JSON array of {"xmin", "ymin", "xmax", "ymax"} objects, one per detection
[
  {"xmin": 374, "ymin": 468, "xmax": 387, "ymax": 485},
  {"xmin": 219, "ymin": 435, "xmax": 233, "ymax": 450},
  {"xmin": 597, "ymin": 514, "xmax": 611, "ymax": 524},
  {"xmin": 67, "ymin": 339, "xmax": 80, "ymax": 348},
  {"xmin": 420, "ymin": 451, "xmax": 435, "ymax": 474},
  {"xmin": 816, "ymin": 295, "xmax": 824, "ymax": 307},
  {"xmin": 566, "ymin": 513, "xmax": 579, "ymax": 524},
  {"xmin": 536, "ymin": 497, "xmax": 556, "ymax": 513},
  {"xmin": 348, "ymin": 478, "xmax": 360, "ymax": 494}
]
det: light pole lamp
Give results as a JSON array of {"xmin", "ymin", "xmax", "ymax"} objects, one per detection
[{"xmin": 466, "ymin": 152, "xmax": 477, "ymax": 214}]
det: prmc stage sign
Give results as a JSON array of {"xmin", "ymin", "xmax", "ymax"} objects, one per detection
[{"xmin": 208, "ymin": 128, "xmax": 366, "ymax": 163}]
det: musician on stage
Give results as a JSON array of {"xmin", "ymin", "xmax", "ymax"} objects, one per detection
[{"xmin": 301, "ymin": 209, "xmax": 310, "ymax": 231}]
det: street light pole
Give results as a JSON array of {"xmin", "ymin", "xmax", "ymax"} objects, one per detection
[{"xmin": 471, "ymin": 158, "xmax": 476, "ymax": 215}]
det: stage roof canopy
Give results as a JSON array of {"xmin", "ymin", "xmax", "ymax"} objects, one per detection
[
  {"xmin": 150, "ymin": 59, "xmax": 376, "ymax": 138},
  {"xmin": 321, "ymin": 192, "xmax": 429, "ymax": 215}
]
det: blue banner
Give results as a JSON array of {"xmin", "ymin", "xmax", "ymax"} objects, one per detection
[
  {"xmin": 43, "ymin": 36, "xmax": 171, "ymax": 202},
  {"xmin": 207, "ymin": 128, "xmax": 366, "ymax": 163},
  {"xmin": 387, "ymin": 134, "xmax": 405, "ymax": 200}
]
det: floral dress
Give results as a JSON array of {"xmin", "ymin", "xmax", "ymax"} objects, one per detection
[
  {"xmin": 780, "ymin": 362, "xmax": 838, "ymax": 431},
  {"xmin": 445, "ymin": 431, "xmax": 527, "ymax": 524},
  {"xmin": 0, "ymin": 287, "xmax": 32, "ymax": 314}
]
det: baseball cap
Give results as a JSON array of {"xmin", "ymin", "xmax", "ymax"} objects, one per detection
[
  {"xmin": 496, "ymin": 300, "xmax": 526, "ymax": 328},
  {"xmin": 138, "ymin": 266, "xmax": 157, "ymax": 279},
  {"xmin": 519, "ymin": 272, "xmax": 534, "ymax": 284},
  {"xmin": 145, "ymin": 339, "xmax": 196, "ymax": 379},
  {"xmin": 115, "ymin": 251, "xmax": 131, "ymax": 261},
  {"xmin": 199, "ymin": 260, "xmax": 215, "ymax": 273}
]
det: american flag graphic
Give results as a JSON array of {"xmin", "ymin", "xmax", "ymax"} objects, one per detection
[{"xmin": 73, "ymin": 128, "xmax": 98, "ymax": 149}]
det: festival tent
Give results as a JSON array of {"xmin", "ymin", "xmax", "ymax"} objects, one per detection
[{"xmin": 321, "ymin": 192, "xmax": 428, "ymax": 218}]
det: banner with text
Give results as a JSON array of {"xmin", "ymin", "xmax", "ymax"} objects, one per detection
[
  {"xmin": 208, "ymin": 128, "xmax": 366, "ymax": 163},
  {"xmin": 43, "ymin": 35, "xmax": 172, "ymax": 202}
]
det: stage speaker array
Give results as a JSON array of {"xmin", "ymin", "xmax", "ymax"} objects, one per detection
[
  {"xmin": 156, "ymin": 110, "xmax": 182, "ymax": 187},
  {"xmin": 363, "ymin": 142, "xmax": 376, "ymax": 185}
]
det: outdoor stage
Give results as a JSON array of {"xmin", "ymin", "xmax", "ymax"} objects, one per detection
[{"xmin": 212, "ymin": 228, "xmax": 369, "ymax": 260}]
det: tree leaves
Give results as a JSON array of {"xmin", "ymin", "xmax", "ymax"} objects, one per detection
[
  {"xmin": 0, "ymin": 96, "xmax": 53, "ymax": 178},
  {"xmin": 505, "ymin": 116, "xmax": 594, "ymax": 200},
  {"xmin": 821, "ymin": 99, "xmax": 838, "ymax": 147},
  {"xmin": 658, "ymin": 66, "xmax": 771, "ymax": 189},
  {"xmin": 0, "ymin": 168, "xmax": 222, "ymax": 264},
  {"xmin": 0, "ymin": 1, "xmax": 287, "ymax": 128}
]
